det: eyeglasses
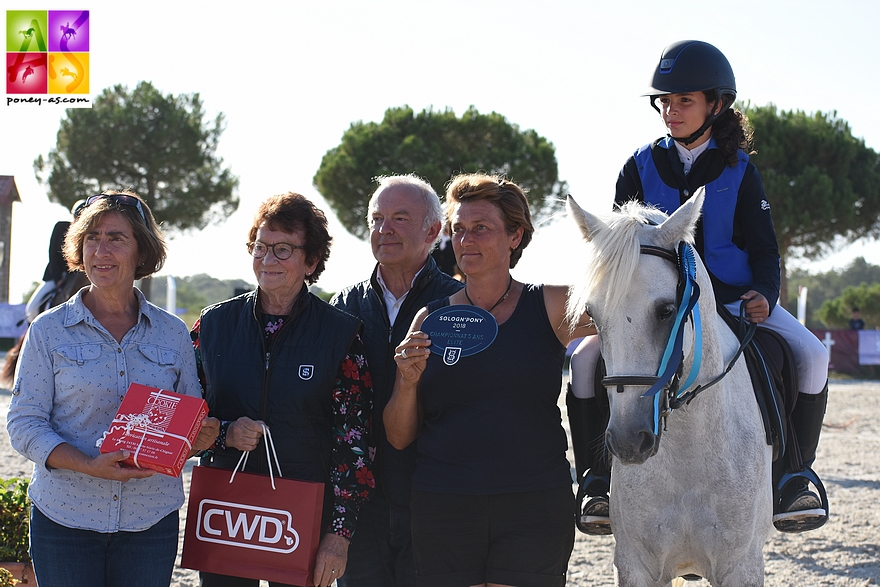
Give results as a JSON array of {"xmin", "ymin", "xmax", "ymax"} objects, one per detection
[
  {"xmin": 76, "ymin": 194, "xmax": 147, "ymax": 224},
  {"xmin": 247, "ymin": 241, "xmax": 306, "ymax": 260}
]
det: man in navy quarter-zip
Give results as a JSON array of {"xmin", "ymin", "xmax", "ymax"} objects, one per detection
[{"xmin": 332, "ymin": 175, "xmax": 462, "ymax": 587}]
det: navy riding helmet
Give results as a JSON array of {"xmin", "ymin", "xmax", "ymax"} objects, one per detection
[{"xmin": 645, "ymin": 40, "xmax": 737, "ymax": 145}]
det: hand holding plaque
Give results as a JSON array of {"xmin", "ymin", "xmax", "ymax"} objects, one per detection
[
  {"xmin": 394, "ymin": 330, "xmax": 431, "ymax": 382},
  {"xmin": 418, "ymin": 305, "xmax": 498, "ymax": 366}
]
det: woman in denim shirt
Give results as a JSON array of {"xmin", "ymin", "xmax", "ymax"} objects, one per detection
[{"xmin": 7, "ymin": 190, "xmax": 219, "ymax": 587}]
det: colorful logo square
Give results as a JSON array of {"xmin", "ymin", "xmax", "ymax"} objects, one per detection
[
  {"xmin": 48, "ymin": 10, "xmax": 89, "ymax": 52},
  {"xmin": 6, "ymin": 52, "xmax": 47, "ymax": 94},
  {"xmin": 6, "ymin": 9, "xmax": 91, "ymax": 101},
  {"xmin": 48, "ymin": 51, "xmax": 88, "ymax": 94},
  {"xmin": 6, "ymin": 10, "xmax": 48, "ymax": 52}
]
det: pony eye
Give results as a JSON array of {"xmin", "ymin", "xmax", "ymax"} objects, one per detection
[
  {"xmin": 657, "ymin": 304, "xmax": 675, "ymax": 321},
  {"xmin": 585, "ymin": 306, "xmax": 599, "ymax": 327}
]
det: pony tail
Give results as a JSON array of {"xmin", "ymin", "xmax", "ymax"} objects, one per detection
[{"xmin": 712, "ymin": 108, "xmax": 753, "ymax": 166}]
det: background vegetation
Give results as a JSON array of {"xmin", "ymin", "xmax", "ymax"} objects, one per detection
[
  {"xmin": 785, "ymin": 256, "xmax": 880, "ymax": 329},
  {"xmin": 314, "ymin": 105, "xmax": 567, "ymax": 239}
]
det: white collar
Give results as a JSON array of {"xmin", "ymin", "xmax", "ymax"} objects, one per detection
[
  {"xmin": 376, "ymin": 262, "xmax": 427, "ymax": 325},
  {"xmin": 673, "ymin": 138, "xmax": 711, "ymax": 175}
]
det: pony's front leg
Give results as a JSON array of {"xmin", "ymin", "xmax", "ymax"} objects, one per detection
[
  {"xmin": 707, "ymin": 555, "xmax": 765, "ymax": 587},
  {"xmin": 613, "ymin": 566, "xmax": 673, "ymax": 587},
  {"xmin": 613, "ymin": 547, "xmax": 673, "ymax": 587}
]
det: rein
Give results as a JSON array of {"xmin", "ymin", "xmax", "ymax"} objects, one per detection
[{"xmin": 601, "ymin": 242, "xmax": 755, "ymax": 432}]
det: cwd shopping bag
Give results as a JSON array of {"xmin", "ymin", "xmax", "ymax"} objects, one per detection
[{"xmin": 182, "ymin": 426, "xmax": 324, "ymax": 586}]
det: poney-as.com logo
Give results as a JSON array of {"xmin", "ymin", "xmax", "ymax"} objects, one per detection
[{"xmin": 5, "ymin": 9, "xmax": 91, "ymax": 107}]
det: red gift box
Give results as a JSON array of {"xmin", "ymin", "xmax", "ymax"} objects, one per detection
[{"xmin": 98, "ymin": 383, "xmax": 208, "ymax": 477}]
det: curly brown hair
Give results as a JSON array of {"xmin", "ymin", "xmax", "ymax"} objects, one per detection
[
  {"xmin": 444, "ymin": 173, "xmax": 533, "ymax": 269},
  {"xmin": 63, "ymin": 190, "xmax": 166, "ymax": 280},
  {"xmin": 248, "ymin": 192, "xmax": 332, "ymax": 285},
  {"xmin": 704, "ymin": 91, "xmax": 754, "ymax": 166}
]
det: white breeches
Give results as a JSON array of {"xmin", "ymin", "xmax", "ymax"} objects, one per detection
[{"xmin": 723, "ymin": 301, "xmax": 828, "ymax": 395}]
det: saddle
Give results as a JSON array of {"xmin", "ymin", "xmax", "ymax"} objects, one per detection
[{"xmin": 717, "ymin": 305, "xmax": 799, "ymax": 465}]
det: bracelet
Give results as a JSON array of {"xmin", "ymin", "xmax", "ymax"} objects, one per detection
[{"xmin": 217, "ymin": 420, "xmax": 231, "ymax": 451}]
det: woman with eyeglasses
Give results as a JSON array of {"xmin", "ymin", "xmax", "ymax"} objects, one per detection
[
  {"xmin": 7, "ymin": 190, "xmax": 220, "ymax": 587},
  {"xmin": 191, "ymin": 192, "xmax": 375, "ymax": 587}
]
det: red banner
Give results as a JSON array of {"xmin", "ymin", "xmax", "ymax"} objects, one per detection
[{"xmin": 809, "ymin": 329, "xmax": 880, "ymax": 374}]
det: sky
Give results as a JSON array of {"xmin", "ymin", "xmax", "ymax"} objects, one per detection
[{"xmin": 3, "ymin": 0, "xmax": 880, "ymax": 304}]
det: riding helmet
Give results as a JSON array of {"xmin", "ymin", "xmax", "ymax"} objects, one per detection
[
  {"xmin": 645, "ymin": 40, "xmax": 737, "ymax": 144},
  {"xmin": 645, "ymin": 40, "xmax": 736, "ymax": 98}
]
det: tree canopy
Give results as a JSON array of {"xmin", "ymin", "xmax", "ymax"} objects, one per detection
[
  {"xmin": 745, "ymin": 104, "xmax": 880, "ymax": 305},
  {"xmin": 747, "ymin": 104, "xmax": 880, "ymax": 254},
  {"xmin": 786, "ymin": 257, "xmax": 880, "ymax": 328},
  {"xmin": 313, "ymin": 105, "xmax": 568, "ymax": 239},
  {"xmin": 34, "ymin": 81, "xmax": 239, "ymax": 232}
]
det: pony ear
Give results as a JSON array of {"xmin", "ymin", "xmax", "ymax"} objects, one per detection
[
  {"xmin": 657, "ymin": 187, "xmax": 705, "ymax": 246},
  {"xmin": 567, "ymin": 195, "xmax": 606, "ymax": 243}
]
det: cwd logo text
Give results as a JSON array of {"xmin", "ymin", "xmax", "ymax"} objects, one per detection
[{"xmin": 196, "ymin": 499, "xmax": 301, "ymax": 554}]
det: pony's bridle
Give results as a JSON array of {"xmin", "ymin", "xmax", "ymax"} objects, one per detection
[{"xmin": 601, "ymin": 242, "xmax": 754, "ymax": 434}]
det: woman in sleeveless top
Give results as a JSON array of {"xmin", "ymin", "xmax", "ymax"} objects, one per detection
[{"xmin": 384, "ymin": 174, "xmax": 595, "ymax": 587}]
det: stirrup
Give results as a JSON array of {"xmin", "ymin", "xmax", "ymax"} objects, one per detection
[
  {"xmin": 773, "ymin": 468, "xmax": 829, "ymax": 533},
  {"xmin": 576, "ymin": 470, "xmax": 612, "ymax": 535}
]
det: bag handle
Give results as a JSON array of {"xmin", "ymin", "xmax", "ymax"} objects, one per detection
[{"xmin": 229, "ymin": 423, "xmax": 284, "ymax": 490}]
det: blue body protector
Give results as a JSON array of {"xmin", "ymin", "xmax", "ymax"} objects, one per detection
[{"xmin": 635, "ymin": 137, "xmax": 753, "ymax": 287}]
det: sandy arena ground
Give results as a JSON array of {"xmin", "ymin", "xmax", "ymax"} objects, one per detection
[{"xmin": 2, "ymin": 380, "xmax": 878, "ymax": 586}]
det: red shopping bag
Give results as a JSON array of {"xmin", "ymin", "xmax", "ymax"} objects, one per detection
[{"xmin": 182, "ymin": 426, "xmax": 324, "ymax": 586}]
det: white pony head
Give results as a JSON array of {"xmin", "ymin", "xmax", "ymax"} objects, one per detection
[
  {"xmin": 566, "ymin": 189, "xmax": 703, "ymax": 324},
  {"xmin": 566, "ymin": 189, "xmax": 705, "ymax": 464}
]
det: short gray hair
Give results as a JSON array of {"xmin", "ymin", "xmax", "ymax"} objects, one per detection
[{"xmin": 368, "ymin": 174, "xmax": 443, "ymax": 235}]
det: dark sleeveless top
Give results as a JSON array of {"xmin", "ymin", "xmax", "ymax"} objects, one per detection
[{"xmin": 412, "ymin": 284, "xmax": 571, "ymax": 495}]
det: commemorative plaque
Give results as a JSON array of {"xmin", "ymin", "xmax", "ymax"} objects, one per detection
[{"xmin": 420, "ymin": 305, "xmax": 498, "ymax": 365}]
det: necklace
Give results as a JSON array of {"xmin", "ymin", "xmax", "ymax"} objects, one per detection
[{"xmin": 465, "ymin": 275, "xmax": 513, "ymax": 313}]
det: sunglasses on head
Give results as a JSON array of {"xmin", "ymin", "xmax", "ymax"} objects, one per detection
[{"xmin": 75, "ymin": 194, "xmax": 147, "ymax": 224}]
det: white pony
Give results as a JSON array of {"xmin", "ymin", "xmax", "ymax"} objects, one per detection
[{"xmin": 567, "ymin": 190, "xmax": 772, "ymax": 587}]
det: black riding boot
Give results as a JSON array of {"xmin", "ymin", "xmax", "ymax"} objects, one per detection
[
  {"xmin": 774, "ymin": 384, "xmax": 829, "ymax": 533},
  {"xmin": 566, "ymin": 386, "xmax": 612, "ymax": 535}
]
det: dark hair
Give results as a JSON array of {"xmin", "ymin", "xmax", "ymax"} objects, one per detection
[
  {"xmin": 704, "ymin": 90, "xmax": 754, "ymax": 167},
  {"xmin": 248, "ymin": 192, "xmax": 332, "ymax": 285},
  {"xmin": 444, "ymin": 174, "xmax": 533, "ymax": 269},
  {"xmin": 64, "ymin": 190, "xmax": 166, "ymax": 280}
]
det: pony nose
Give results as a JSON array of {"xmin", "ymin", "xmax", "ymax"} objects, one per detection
[{"xmin": 606, "ymin": 427, "xmax": 659, "ymax": 465}]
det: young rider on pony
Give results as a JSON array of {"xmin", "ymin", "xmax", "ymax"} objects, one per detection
[{"xmin": 569, "ymin": 39, "xmax": 829, "ymax": 535}]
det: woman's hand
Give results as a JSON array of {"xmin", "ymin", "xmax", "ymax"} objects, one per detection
[
  {"xmin": 190, "ymin": 417, "xmax": 221, "ymax": 455},
  {"xmin": 313, "ymin": 533, "xmax": 350, "ymax": 586},
  {"xmin": 385, "ymin": 323, "xmax": 431, "ymax": 450},
  {"xmin": 46, "ymin": 442, "xmax": 156, "ymax": 483},
  {"xmin": 89, "ymin": 450, "xmax": 158, "ymax": 481},
  {"xmin": 394, "ymin": 330, "xmax": 431, "ymax": 383},
  {"xmin": 225, "ymin": 416, "xmax": 266, "ymax": 452},
  {"xmin": 46, "ymin": 443, "xmax": 157, "ymax": 482},
  {"xmin": 740, "ymin": 290, "xmax": 770, "ymax": 324}
]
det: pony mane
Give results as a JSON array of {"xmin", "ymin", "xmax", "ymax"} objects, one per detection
[{"xmin": 567, "ymin": 201, "xmax": 690, "ymax": 326}]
